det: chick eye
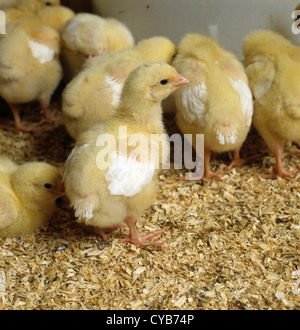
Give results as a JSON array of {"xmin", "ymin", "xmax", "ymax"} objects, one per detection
[
  {"xmin": 45, "ymin": 2, "xmax": 52, "ymax": 5},
  {"xmin": 160, "ymin": 79, "xmax": 168, "ymax": 85},
  {"xmin": 44, "ymin": 183, "xmax": 52, "ymax": 189}
]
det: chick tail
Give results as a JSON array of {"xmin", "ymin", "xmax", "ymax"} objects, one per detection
[{"xmin": 216, "ymin": 124, "xmax": 238, "ymax": 145}]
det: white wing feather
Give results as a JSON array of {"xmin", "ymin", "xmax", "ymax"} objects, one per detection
[
  {"xmin": 105, "ymin": 152, "xmax": 155, "ymax": 197},
  {"xmin": 28, "ymin": 39, "xmax": 55, "ymax": 64},
  {"xmin": 105, "ymin": 75, "xmax": 124, "ymax": 107},
  {"xmin": 229, "ymin": 79, "xmax": 253, "ymax": 126},
  {"xmin": 216, "ymin": 127, "xmax": 238, "ymax": 145},
  {"xmin": 74, "ymin": 202, "xmax": 94, "ymax": 222},
  {"xmin": 175, "ymin": 83, "xmax": 207, "ymax": 126}
]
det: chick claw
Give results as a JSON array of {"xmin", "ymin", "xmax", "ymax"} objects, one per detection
[
  {"xmin": 226, "ymin": 155, "xmax": 259, "ymax": 171},
  {"xmin": 37, "ymin": 108, "xmax": 63, "ymax": 126},
  {"xmin": 120, "ymin": 217, "xmax": 165, "ymax": 249},
  {"xmin": 120, "ymin": 229, "xmax": 166, "ymax": 249},
  {"xmin": 81, "ymin": 223, "xmax": 124, "ymax": 241},
  {"xmin": 255, "ymin": 168, "xmax": 298, "ymax": 180},
  {"xmin": 204, "ymin": 168, "xmax": 223, "ymax": 179}
]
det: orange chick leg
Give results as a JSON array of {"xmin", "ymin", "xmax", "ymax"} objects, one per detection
[
  {"xmin": 273, "ymin": 142, "xmax": 298, "ymax": 178},
  {"xmin": 256, "ymin": 141, "xmax": 298, "ymax": 179},
  {"xmin": 37, "ymin": 99, "xmax": 63, "ymax": 126},
  {"xmin": 0, "ymin": 103, "xmax": 41, "ymax": 132},
  {"xmin": 226, "ymin": 147, "xmax": 258, "ymax": 171},
  {"xmin": 81, "ymin": 223, "xmax": 124, "ymax": 241},
  {"xmin": 120, "ymin": 217, "xmax": 165, "ymax": 249},
  {"xmin": 203, "ymin": 147, "xmax": 223, "ymax": 179}
]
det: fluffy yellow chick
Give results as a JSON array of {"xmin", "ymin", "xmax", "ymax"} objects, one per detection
[
  {"xmin": 60, "ymin": 13, "xmax": 135, "ymax": 81},
  {"xmin": 0, "ymin": 156, "xmax": 64, "ymax": 237},
  {"xmin": 35, "ymin": 5, "xmax": 74, "ymax": 32},
  {"xmin": 0, "ymin": 0, "xmax": 16, "ymax": 10},
  {"xmin": 62, "ymin": 36, "xmax": 176, "ymax": 140},
  {"xmin": 63, "ymin": 62, "xmax": 189, "ymax": 248},
  {"xmin": 0, "ymin": 16, "xmax": 63, "ymax": 132},
  {"xmin": 243, "ymin": 30, "xmax": 300, "ymax": 178},
  {"xmin": 173, "ymin": 34, "xmax": 253, "ymax": 179},
  {"xmin": 4, "ymin": 0, "xmax": 60, "ymax": 24}
]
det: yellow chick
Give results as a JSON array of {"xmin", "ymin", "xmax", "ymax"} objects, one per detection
[
  {"xmin": 0, "ymin": 156, "xmax": 64, "ymax": 237},
  {"xmin": 0, "ymin": 16, "xmax": 63, "ymax": 132},
  {"xmin": 62, "ymin": 36, "xmax": 176, "ymax": 140},
  {"xmin": 35, "ymin": 5, "xmax": 75, "ymax": 32},
  {"xmin": 4, "ymin": 0, "xmax": 60, "ymax": 25},
  {"xmin": 63, "ymin": 62, "xmax": 189, "ymax": 248},
  {"xmin": 243, "ymin": 30, "xmax": 300, "ymax": 178},
  {"xmin": 0, "ymin": 0, "xmax": 16, "ymax": 10},
  {"xmin": 172, "ymin": 34, "xmax": 253, "ymax": 179},
  {"xmin": 60, "ymin": 13, "xmax": 135, "ymax": 81}
]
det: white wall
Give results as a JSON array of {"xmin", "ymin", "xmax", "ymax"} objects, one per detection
[{"xmin": 92, "ymin": 0, "xmax": 300, "ymax": 59}]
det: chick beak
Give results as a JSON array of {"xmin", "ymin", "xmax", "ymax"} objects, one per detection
[
  {"xmin": 53, "ymin": 183, "xmax": 66, "ymax": 198},
  {"xmin": 174, "ymin": 73, "xmax": 190, "ymax": 87}
]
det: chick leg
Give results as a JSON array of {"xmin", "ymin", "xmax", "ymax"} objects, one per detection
[
  {"xmin": 37, "ymin": 99, "xmax": 63, "ymax": 126},
  {"xmin": 226, "ymin": 147, "xmax": 258, "ymax": 171},
  {"xmin": 273, "ymin": 142, "xmax": 298, "ymax": 178},
  {"xmin": 0, "ymin": 103, "xmax": 41, "ymax": 132},
  {"xmin": 256, "ymin": 141, "xmax": 298, "ymax": 179},
  {"xmin": 81, "ymin": 223, "xmax": 124, "ymax": 241},
  {"xmin": 120, "ymin": 217, "xmax": 165, "ymax": 249},
  {"xmin": 204, "ymin": 147, "xmax": 223, "ymax": 179}
]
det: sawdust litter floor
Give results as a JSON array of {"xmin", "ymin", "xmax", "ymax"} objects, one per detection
[{"xmin": 0, "ymin": 95, "xmax": 300, "ymax": 310}]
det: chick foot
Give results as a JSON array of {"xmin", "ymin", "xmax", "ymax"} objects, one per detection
[
  {"xmin": 37, "ymin": 100, "xmax": 63, "ymax": 126},
  {"xmin": 227, "ymin": 148, "xmax": 259, "ymax": 171},
  {"xmin": 37, "ymin": 109, "xmax": 63, "ymax": 126},
  {"xmin": 256, "ymin": 141, "xmax": 298, "ymax": 179},
  {"xmin": 255, "ymin": 168, "xmax": 298, "ymax": 180},
  {"xmin": 203, "ymin": 147, "xmax": 223, "ymax": 179},
  {"xmin": 0, "ymin": 121, "xmax": 41, "ymax": 132},
  {"xmin": 4, "ymin": 103, "xmax": 41, "ymax": 132},
  {"xmin": 81, "ymin": 223, "xmax": 124, "ymax": 241},
  {"xmin": 204, "ymin": 169, "xmax": 223, "ymax": 179},
  {"xmin": 120, "ymin": 217, "xmax": 165, "ymax": 249}
]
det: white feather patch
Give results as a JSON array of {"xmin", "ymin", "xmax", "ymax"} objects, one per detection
[
  {"xmin": 105, "ymin": 151, "xmax": 155, "ymax": 197},
  {"xmin": 28, "ymin": 40, "xmax": 55, "ymax": 64},
  {"xmin": 105, "ymin": 75, "xmax": 124, "ymax": 107},
  {"xmin": 229, "ymin": 79, "xmax": 253, "ymax": 126},
  {"xmin": 74, "ymin": 202, "xmax": 94, "ymax": 222},
  {"xmin": 216, "ymin": 127, "xmax": 238, "ymax": 145},
  {"xmin": 175, "ymin": 83, "xmax": 207, "ymax": 126}
]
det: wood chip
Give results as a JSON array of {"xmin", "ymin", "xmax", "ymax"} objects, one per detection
[{"xmin": 0, "ymin": 95, "xmax": 300, "ymax": 309}]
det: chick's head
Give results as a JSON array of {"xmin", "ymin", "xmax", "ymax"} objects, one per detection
[
  {"xmin": 16, "ymin": 0, "xmax": 60, "ymax": 11},
  {"xmin": 129, "ymin": 62, "xmax": 190, "ymax": 102},
  {"xmin": 11, "ymin": 163, "xmax": 64, "ymax": 206}
]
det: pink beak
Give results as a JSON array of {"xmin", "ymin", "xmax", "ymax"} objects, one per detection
[{"xmin": 174, "ymin": 73, "xmax": 190, "ymax": 87}]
